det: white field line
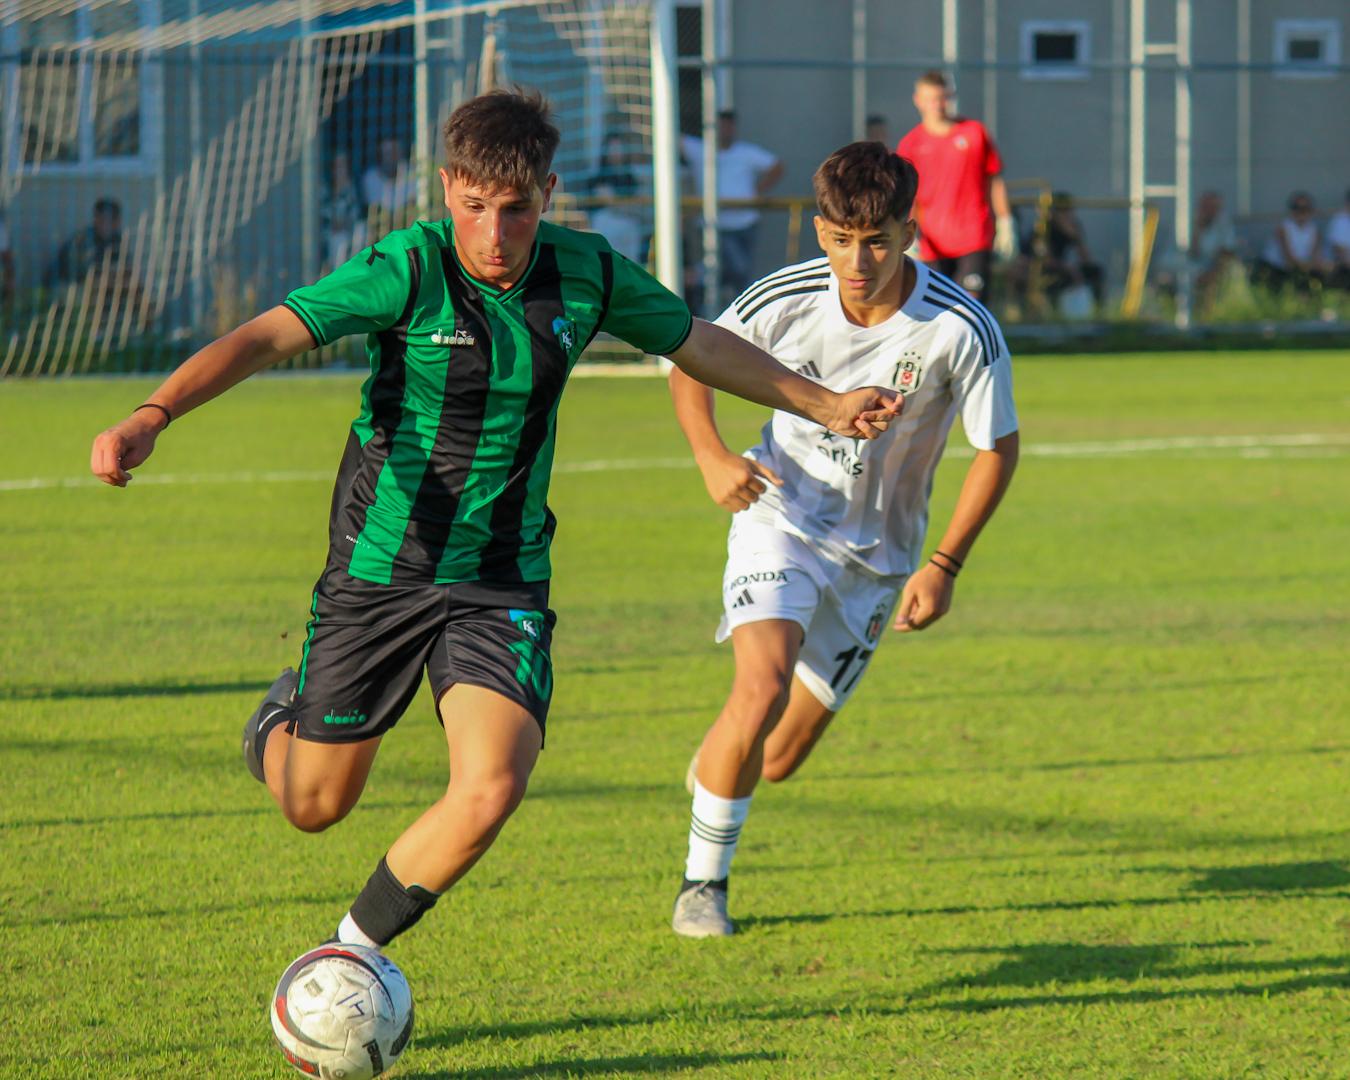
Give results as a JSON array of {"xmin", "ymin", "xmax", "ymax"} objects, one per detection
[{"xmin": 3, "ymin": 433, "xmax": 1347, "ymax": 493}]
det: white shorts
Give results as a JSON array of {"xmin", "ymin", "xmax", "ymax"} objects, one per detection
[{"xmin": 717, "ymin": 519, "xmax": 903, "ymax": 710}]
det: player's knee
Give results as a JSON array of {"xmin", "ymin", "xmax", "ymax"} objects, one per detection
[
  {"xmin": 456, "ymin": 771, "xmax": 528, "ymax": 833},
  {"xmin": 729, "ymin": 670, "xmax": 793, "ymax": 722},
  {"xmin": 761, "ymin": 753, "xmax": 799, "ymax": 784},
  {"xmin": 281, "ymin": 788, "xmax": 357, "ymax": 833},
  {"xmin": 280, "ymin": 799, "xmax": 351, "ymax": 831}
]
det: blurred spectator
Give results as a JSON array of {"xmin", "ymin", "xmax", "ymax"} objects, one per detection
[
  {"xmin": 1157, "ymin": 190, "xmax": 1240, "ymax": 316},
  {"xmin": 362, "ymin": 137, "xmax": 419, "ymax": 234},
  {"xmin": 896, "ymin": 70, "xmax": 1014, "ymax": 301},
  {"xmin": 44, "ymin": 197, "xmax": 147, "ymax": 330},
  {"xmin": 1036, "ymin": 191, "xmax": 1104, "ymax": 315},
  {"xmin": 1189, "ymin": 191, "xmax": 1240, "ymax": 291},
  {"xmin": 1327, "ymin": 187, "xmax": 1350, "ymax": 290},
  {"xmin": 0, "ymin": 208, "xmax": 13, "ymax": 308},
  {"xmin": 46, "ymin": 197, "xmax": 124, "ymax": 288},
  {"xmin": 681, "ymin": 109, "xmax": 784, "ymax": 300},
  {"xmin": 1253, "ymin": 191, "xmax": 1327, "ymax": 294},
  {"xmin": 864, "ymin": 114, "xmax": 889, "ymax": 146},
  {"xmin": 586, "ymin": 132, "xmax": 645, "ymax": 264},
  {"xmin": 322, "ymin": 150, "xmax": 367, "ymax": 268}
]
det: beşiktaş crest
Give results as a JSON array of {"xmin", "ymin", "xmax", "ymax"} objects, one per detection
[
  {"xmin": 865, "ymin": 600, "xmax": 889, "ymax": 644},
  {"xmin": 891, "ymin": 348, "xmax": 925, "ymax": 394}
]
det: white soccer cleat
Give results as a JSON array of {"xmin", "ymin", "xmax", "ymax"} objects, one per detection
[{"xmin": 672, "ymin": 880, "xmax": 735, "ymax": 938}]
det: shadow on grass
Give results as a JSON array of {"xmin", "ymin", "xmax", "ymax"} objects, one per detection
[
  {"xmin": 0, "ymin": 890, "xmax": 354, "ymax": 929},
  {"xmin": 400, "ymin": 1050, "xmax": 782, "ymax": 1079},
  {"xmin": 816, "ymin": 740, "xmax": 1350, "ymax": 785},
  {"xmin": 0, "ymin": 679, "xmax": 269, "ymax": 702},
  {"xmin": 1187, "ymin": 861, "xmax": 1350, "ymax": 892},
  {"xmin": 740, "ymin": 858, "xmax": 1350, "ymax": 930},
  {"xmin": 0, "ymin": 796, "xmax": 430, "ymax": 832},
  {"xmin": 909, "ymin": 940, "xmax": 1350, "ymax": 1013},
  {"xmin": 739, "ymin": 886, "xmax": 1350, "ymax": 932}
]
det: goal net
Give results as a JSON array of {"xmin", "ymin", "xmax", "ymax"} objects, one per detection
[{"xmin": 0, "ymin": 0, "xmax": 662, "ymax": 375}]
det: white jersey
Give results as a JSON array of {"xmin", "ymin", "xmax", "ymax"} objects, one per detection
[{"xmin": 714, "ymin": 257, "xmax": 1018, "ymax": 580}]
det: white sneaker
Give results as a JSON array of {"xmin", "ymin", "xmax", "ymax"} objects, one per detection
[{"xmin": 672, "ymin": 880, "xmax": 734, "ymax": 938}]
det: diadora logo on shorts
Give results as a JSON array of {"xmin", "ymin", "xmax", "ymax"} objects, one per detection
[
  {"xmin": 725, "ymin": 570, "xmax": 788, "ymax": 592},
  {"xmin": 552, "ymin": 315, "xmax": 578, "ymax": 354},
  {"xmin": 431, "ymin": 327, "xmax": 476, "ymax": 346},
  {"xmin": 322, "ymin": 710, "xmax": 368, "ymax": 726},
  {"xmin": 891, "ymin": 349, "xmax": 925, "ymax": 394}
]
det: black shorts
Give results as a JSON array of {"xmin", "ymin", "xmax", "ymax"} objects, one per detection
[
  {"xmin": 292, "ymin": 566, "xmax": 556, "ymax": 744},
  {"xmin": 932, "ymin": 251, "xmax": 992, "ymax": 300}
]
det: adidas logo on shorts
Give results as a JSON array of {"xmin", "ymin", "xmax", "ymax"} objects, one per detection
[{"xmin": 731, "ymin": 589, "xmax": 754, "ymax": 609}]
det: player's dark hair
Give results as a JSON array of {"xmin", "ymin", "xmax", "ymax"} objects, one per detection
[
  {"xmin": 813, "ymin": 142, "xmax": 918, "ymax": 228},
  {"xmin": 442, "ymin": 88, "xmax": 560, "ymax": 193},
  {"xmin": 916, "ymin": 69, "xmax": 949, "ymax": 90}
]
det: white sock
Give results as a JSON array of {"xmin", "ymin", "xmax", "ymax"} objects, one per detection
[
  {"xmin": 685, "ymin": 780, "xmax": 752, "ymax": 882},
  {"xmin": 335, "ymin": 911, "xmax": 381, "ymax": 950}
]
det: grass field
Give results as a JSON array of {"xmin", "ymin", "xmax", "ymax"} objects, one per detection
[{"xmin": 3, "ymin": 351, "xmax": 1349, "ymax": 1079}]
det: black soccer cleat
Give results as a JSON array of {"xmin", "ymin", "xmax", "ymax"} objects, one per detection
[{"xmin": 242, "ymin": 667, "xmax": 298, "ymax": 783}]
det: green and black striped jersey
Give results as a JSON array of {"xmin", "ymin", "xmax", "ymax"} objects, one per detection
[{"xmin": 283, "ymin": 218, "xmax": 692, "ymax": 586}]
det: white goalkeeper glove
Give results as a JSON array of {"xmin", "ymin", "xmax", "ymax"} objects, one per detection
[{"xmin": 993, "ymin": 215, "xmax": 1017, "ymax": 260}]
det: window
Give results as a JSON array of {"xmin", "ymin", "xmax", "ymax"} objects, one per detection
[
  {"xmin": 1020, "ymin": 20, "xmax": 1091, "ymax": 81},
  {"xmin": 2, "ymin": 0, "xmax": 162, "ymax": 174},
  {"xmin": 676, "ymin": 3, "xmax": 703, "ymax": 136},
  {"xmin": 1274, "ymin": 19, "xmax": 1341, "ymax": 79}
]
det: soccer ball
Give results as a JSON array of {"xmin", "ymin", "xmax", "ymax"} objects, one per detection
[{"xmin": 271, "ymin": 944, "xmax": 414, "ymax": 1079}]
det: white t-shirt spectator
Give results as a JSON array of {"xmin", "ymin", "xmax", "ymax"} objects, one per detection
[
  {"xmin": 361, "ymin": 164, "xmax": 418, "ymax": 216},
  {"xmin": 1327, "ymin": 209, "xmax": 1350, "ymax": 265},
  {"xmin": 1192, "ymin": 216, "xmax": 1237, "ymax": 268},
  {"xmin": 1262, "ymin": 217, "xmax": 1320, "ymax": 268},
  {"xmin": 681, "ymin": 135, "xmax": 779, "ymax": 231}
]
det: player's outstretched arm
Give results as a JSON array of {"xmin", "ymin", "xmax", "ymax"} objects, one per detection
[
  {"xmin": 668, "ymin": 364, "xmax": 783, "ymax": 513},
  {"xmin": 668, "ymin": 318, "xmax": 901, "ymax": 440},
  {"xmin": 90, "ymin": 306, "xmax": 316, "ymax": 487},
  {"xmin": 895, "ymin": 430, "xmax": 1020, "ymax": 632}
]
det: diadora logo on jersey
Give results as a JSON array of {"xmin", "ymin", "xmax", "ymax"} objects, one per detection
[
  {"xmin": 731, "ymin": 589, "xmax": 755, "ymax": 608},
  {"xmin": 552, "ymin": 315, "xmax": 578, "ymax": 354},
  {"xmin": 891, "ymin": 349, "xmax": 925, "ymax": 394},
  {"xmin": 431, "ymin": 327, "xmax": 476, "ymax": 346},
  {"xmin": 725, "ymin": 570, "xmax": 789, "ymax": 592},
  {"xmin": 866, "ymin": 600, "xmax": 889, "ymax": 644},
  {"xmin": 796, "ymin": 360, "xmax": 823, "ymax": 379},
  {"xmin": 322, "ymin": 710, "xmax": 368, "ymax": 726}
]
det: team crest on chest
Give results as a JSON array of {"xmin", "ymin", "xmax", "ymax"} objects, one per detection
[
  {"xmin": 552, "ymin": 315, "xmax": 578, "ymax": 355},
  {"xmin": 891, "ymin": 348, "xmax": 925, "ymax": 395}
]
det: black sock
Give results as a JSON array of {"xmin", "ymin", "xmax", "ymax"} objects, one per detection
[
  {"xmin": 681, "ymin": 876, "xmax": 728, "ymax": 893},
  {"xmin": 254, "ymin": 705, "xmax": 295, "ymax": 768},
  {"xmin": 348, "ymin": 856, "xmax": 440, "ymax": 946}
]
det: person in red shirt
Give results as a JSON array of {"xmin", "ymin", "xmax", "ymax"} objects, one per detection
[{"xmin": 896, "ymin": 70, "xmax": 1015, "ymax": 301}]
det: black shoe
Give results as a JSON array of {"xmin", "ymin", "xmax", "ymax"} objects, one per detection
[{"xmin": 242, "ymin": 668, "xmax": 298, "ymax": 783}]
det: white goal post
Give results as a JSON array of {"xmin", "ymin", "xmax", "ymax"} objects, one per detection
[{"xmin": 0, "ymin": 0, "xmax": 686, "ymax": 375}]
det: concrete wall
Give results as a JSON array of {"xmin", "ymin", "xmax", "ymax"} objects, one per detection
[{"xmin": 717, "ymin": 0, "xmax": 1348, "ymax": 291}]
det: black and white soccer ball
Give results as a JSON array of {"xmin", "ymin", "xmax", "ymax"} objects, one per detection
[{"xmin": 271, "ymin": 944, "xmax": 414, "ymax": 1079}]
